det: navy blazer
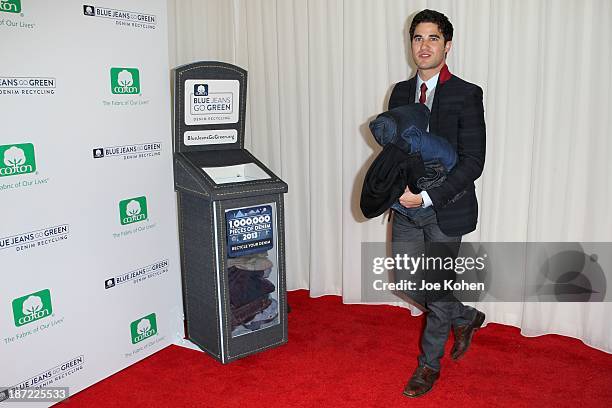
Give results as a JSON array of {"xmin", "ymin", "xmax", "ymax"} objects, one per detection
[{"xmin": 388, "ymin": 68, "xmax": 486, "ymax": 236}]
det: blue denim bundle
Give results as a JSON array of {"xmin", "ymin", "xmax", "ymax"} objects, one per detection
[
  {"xmin": 368, "ymin": 103, "xmax": 458, "ymax": 217},
  {"xmin": 369, "ymin": 103, "xmax": 457, "ymax": 170}
]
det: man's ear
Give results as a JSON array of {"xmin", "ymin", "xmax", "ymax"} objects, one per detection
[{"xmin": 444, "ymin": 40, "xmax": 453, "ymax": 55}]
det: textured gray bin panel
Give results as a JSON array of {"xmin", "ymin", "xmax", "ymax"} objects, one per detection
[{"xmin": 178, "ymin": 192, "xmax": 222, "ymax": 360}]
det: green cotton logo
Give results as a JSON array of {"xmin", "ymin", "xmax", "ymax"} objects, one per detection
[
  {"xmin": 110, "ymin": 67, "xmax": 140, "ymax": 94},
  {"xmin": 12, "ymin": 289, "xmax": 53, "ymax": 327},
  {"xmin": 0, "ymin": 143, "xmax": 36, "ymax": 178},
  {"xmin": 130, "ymin": 313, "xmax": 157, "ymax": 344},
  {"xmin": 0, "ymin": 0, "xmax": 21, "ymax": 13},
  {"xmin": 119, "ymin": 196, "xmax": 148, "ymax": 225}
]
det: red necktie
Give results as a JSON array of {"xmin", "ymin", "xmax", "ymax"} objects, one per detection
[{"xmin": 419, "ymin": 82, "xmax": 427, "ymax": 104}]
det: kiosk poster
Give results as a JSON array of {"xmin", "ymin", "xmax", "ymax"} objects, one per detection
[
  {"xmin": 226, "ymin": 205, "xmax": 274, "ymax": 258},
  {"xmin": 184, "ymin": 79, "xmax": 240, "ymax": 126},
  {"xmin": 225, "ymin": 204, "xmax": 280, "ymax": 337}
]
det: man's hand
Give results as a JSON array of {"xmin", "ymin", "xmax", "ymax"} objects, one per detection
[{"xmin": 399, "ymin": 186, "xmax": 423, "ymax": 208}]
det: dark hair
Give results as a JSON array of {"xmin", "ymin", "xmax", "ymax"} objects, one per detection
[{"xmin": 409, "ymin": 9, "xmax": 453, "ymax": 42}]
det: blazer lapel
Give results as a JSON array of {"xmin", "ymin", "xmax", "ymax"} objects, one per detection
[
  {"xmin": 429, "ymin": 64, "xmax": 452, "ymax": 135},
  {"xmin": 430, "ymin": 80, "xmax": 442, "ymax": 134},
  {"xmin": 407, "ymin": 75, "xmax": 416, "ymax": 106}
]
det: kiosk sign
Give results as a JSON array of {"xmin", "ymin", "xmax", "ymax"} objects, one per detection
[
  {"xmin": 226, "ymin": 204, "xmax": 274, "ymax": 257},
  {"xmin": 184, "ymin": 79, "xmax": 239, "ymax": 125}
]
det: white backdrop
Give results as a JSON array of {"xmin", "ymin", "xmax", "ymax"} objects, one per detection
[
  {"xmin": 1, "ymin": 1, "xmax": 182, "ymax": 405},
  {"xmin": 168, "ymin": 0, "xmax": 612, "ymax": 353}
]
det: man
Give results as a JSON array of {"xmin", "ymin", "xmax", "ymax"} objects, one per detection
[{"xmin": 388, "ymin": 9, "xmax": 486, "ymax": 398}]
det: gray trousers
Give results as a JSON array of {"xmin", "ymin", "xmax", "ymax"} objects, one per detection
[{"xmin": 391, "ymin": 208, "xmax": 476, "ymax": 371}]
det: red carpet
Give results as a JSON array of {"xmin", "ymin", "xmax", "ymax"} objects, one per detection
[{"xmin": 62, "ymin": 290, "xmax": 612, "ymax": 407}]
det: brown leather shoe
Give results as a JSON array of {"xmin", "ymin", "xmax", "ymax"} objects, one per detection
[
  {"xmin": 451, "ymin": 310, "xmax": 485, "ymax": 360},
  {"xmin": 402, "ymin": 366, "xmax": 440, "ymax": 398}
]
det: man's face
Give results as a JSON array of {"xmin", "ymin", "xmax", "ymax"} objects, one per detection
[{"xmin": 411, "ymin": 22, "xmax": 452, "ymax": 73}]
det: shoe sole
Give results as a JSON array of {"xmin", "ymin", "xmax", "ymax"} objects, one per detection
[
  {"xmin": 403, "ymin": 386, "xmax": 434, "ymax": 399},
  {"xmin": 452, "ymin": 311, "xmax": 485, "ymax": 360}
]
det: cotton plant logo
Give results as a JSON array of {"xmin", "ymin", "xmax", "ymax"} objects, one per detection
[
  {"xmin": 119, "ymin": 196, "xmax": 148, "ymax": 225},
  {"xmin": 130, "ymin": 313, "xmax": 157, "ymax": 344},
  {"xmin": 110, "ymin": 67, "xmax": 140, "ymax": 94},
  {"xmin": 83, "ymin": 5, "xmax": 95, "ymax": 16},
  {"xmin": 0, "ymin": 143, "xmax": 36, "ymax": 177},
  {"xmin": 194, "ymin": 84, "xmax": 208, "ymax": 96},
  {"xmin": 12, "ymin": 289, "xmax": 53, "ymax": 327},
  {"xmin": 0, "ymin": 0, "xmax": 21, "ymax": 14}
]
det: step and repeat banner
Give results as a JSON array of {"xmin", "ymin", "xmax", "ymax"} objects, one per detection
[{"xmin": 0, "ymin": 1, "xmax": 183, "ymax": 405}]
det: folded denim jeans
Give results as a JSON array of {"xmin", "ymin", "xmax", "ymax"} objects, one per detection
[
  {"xmin": 417, "ymin": 160, "xmax": 447, "ymax": 190},
  {"xmin": 231, "ymin": 296, "xmax": 272, "ymax": 329},
  {"xmin": 243, "ymin": 298, "xmax": 278, "ymax": 330},
  {"xmin": 402, "ymin": 125, "xmax": 457, "ymax": 170},
  {"xmin": 360, "ymin": 144, "xmax": 426, "ymax": 218},
  {"xmin": 369, "ymin": 103, "xmax": 430, "ymax": 147},
  {"xmin": 391, "ymin": 160, "xmax": 447, "ymax": 218},
  {"xmin": 228, "ymin": 254, "xmax": 274, "ymax": 272},
  {"xmin": 369, "ymin": 104, "xmax": 457, "ymax": 171},
  {"xmin": 228, "ymin": 266, "xmax": 276, "ymax": 308}
]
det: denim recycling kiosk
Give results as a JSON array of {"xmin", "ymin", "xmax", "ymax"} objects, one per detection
[{"xmin": 173, "ymin": 61, "xmax": 288, "ymax": 363}]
